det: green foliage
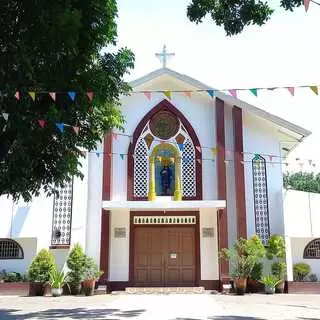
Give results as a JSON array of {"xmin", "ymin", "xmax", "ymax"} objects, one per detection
[
  {"xmin": 0, "ymin": 269, "xmax": 27, "ymax": 282},
  {"xmin": 49, "ymin": 265, "xmax": 69, "ymax": 289},
  {"xmin": 0, "ymin": 0, "xmax": 134, "ymax": 201},
  {"xmin": 83, "ymin": 256, "xmax": 103, "ymax": 280},
  {"xmin": 293, "ymin": 262, "xmax": 311, "ymax": 281},
  {"xmin": 66, "ymin": 243, "xmax": 86, "ymax": 287},
  {"xmin": 187, "ymin": 0, "xmax": 304, "ymax": 36},
  {"xmin": 220, "ymin": 235, "xmax": 265, "ymax": 279},
  {"xmin": 250, "ymin": 262, "xmax": 263, "ymax": 281},
  {"xmin": 266, "ymin": 235, "xmax": 286, "ymax": 260},
  {"xmin": 259, "ymin": 274, "xmax": 282, "ymax": 288},
  {"xmin": 308, "ymin": 273, "xmax": 318, "ymax": 282},
  {"xmin": 28, "ymin": 249, "xmax": 55, "ymax": 283},
  {"xmin": 283, "ymin": 172, "xmax": 320, "ymax": 194},
  {"xmin": 271, "ymin": 262, "xmax": 286, "ymax": 279}
]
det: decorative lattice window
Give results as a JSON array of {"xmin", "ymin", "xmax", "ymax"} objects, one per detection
[
  {"xmin": 51, "ymin": 180, "xmax": 73, "ymax": 246},
  {"xmin": 133, "ymin": 139, "xmax": 148, "ymax": 197},
  {"xmin": 252, "ymin": 155, "xmax": 270, "ymax": 244},
  {"xmin": 304, "ymin": 239, "xmax": 320, "ymax": 259},
  {"xmin": 182, "ymin": 138, "xmax": 196, "ymax": 197},
  {"xmin": 133, "ymin": 216, "xmax": 196, "ymax": 225},
  {"xmin": 0, "ymin": 239, "xmax": 24, "ymax": 259}
]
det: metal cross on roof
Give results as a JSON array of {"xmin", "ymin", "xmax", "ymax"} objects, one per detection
[{"xmin": 155, "ymin": 45, "xmax": 175, "ymax": 68}]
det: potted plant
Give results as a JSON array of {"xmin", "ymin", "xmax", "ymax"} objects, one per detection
[
  {"xmin": 293, "ymin": 262, "xmax": 311, "ymax": 281},
  {"xmin": 247, "ymin": 262, "xmax": 263, "ymax": 293},
  {"xmin": 49, "ymin": 265, "xmax": 69, "ymax": 297},
  {"xmin": 259, "ymin": 275, "xmax": 282, "ymax": 294},
  {"xmin": 27, "ymin": 249, "xmax": 55, "ymax": 296},
  {"xmin": 271, "ymin": 262, "xmax": 286, "ymax": 293},
  {"xmin": 82, "ymin": 256, "xmax": 103, "ymax": 296},
  {"xmin": 67, "ymin": 243, "xmax": 86, "ymax": 295},
  {"xmin": 220, "ymin": 235, "xmax": 265, "ymax": 295}
]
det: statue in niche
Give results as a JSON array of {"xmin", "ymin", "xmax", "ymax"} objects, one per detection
[{"xmin": 160, "ymin": 164, "xmax": 173, "ymax": 195}]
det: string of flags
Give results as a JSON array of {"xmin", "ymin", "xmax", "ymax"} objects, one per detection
[{"xmin": 11, "ymin": 91, "xmax": 94, "ymax": 102}]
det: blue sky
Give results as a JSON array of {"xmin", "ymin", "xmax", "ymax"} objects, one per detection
[{"xmin": 115, "ymin": 1, "xmax": 320, "ymax": 169}]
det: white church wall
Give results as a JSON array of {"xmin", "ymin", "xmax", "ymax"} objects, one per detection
[
  {"xmin": 243, "ymin": 113, "xmax": 284, "ymax": 238},
  {"xmin": 200, "ymin": 208, "xmax": 219, "ymax": 280},
  {"xmin": 109, "ymin": 209, "xmax": 130, "ymax": 281},
  {"xmin": 284, "ymin": 190, "xmax": 320, "ymax": 237}
]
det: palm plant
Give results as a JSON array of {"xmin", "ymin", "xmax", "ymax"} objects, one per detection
[{"xmin": 49, "ymin": 265, "xmax": 69, "ymax": 297}]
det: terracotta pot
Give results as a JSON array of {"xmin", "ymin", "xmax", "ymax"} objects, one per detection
[
  {"xmin": 275, "ymin": 281, "xmax": 285, "ymax": 293},
  {"xmin": 29, "ymin": 282, "xmax": 44, "ymax": 296},
  {"xmin": 234, "ymin": 278, "xmax": 247, "ymax": 295},
  {"xmin": 43, "ymin": 283, "xmax": 51, "ymax": 296},
  {"xmin": 70, "ymin": 283, "xmax": 82, "ymax": 295},
  {"xmin": 82, "ymin": 279, "xmax": 96, "ymax": 296}
]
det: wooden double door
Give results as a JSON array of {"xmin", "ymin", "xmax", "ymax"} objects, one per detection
[{"xmin": 133, "ymin": 227, "xmax": 196, "ymax": 286}]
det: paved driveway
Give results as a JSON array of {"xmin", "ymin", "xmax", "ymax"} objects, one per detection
[{"xmin": 0, "ymin": 293, "xmax": 319, "ymax": 320}]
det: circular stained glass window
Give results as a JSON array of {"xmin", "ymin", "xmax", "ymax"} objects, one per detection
[{"xmin": 149, "ymin": 111, "xmax": 179, "ymax": 140}]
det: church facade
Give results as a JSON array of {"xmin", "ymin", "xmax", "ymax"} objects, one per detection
[{"xmin": 0, "ymin": 68, "xmax": 310, "ymax": 290}]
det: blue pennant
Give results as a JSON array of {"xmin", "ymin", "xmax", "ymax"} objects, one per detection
[
  {"xmin": 178, "ymin": 143, "xmax": 185, "ymax": 151},
  {"xmin": 96, "ymin": 152, "xmax": 101, "ymax": 158},
  {"xmin": 206, "ymin": 90, "xmax": 215, "ymax": 98},
  {"xmin": 68, "ymin": 91, "xmax": 76, "ymax": 101},
  {"xmin": 55, "ymin": 123, "xmax": 64, "ymax": 133}
]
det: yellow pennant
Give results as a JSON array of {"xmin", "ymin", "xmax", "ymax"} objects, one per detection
[
  {"xmin": 211, "ymin": 147, "xmax": 217, "ymax": 155},
  {"xmin": 163, "ymin": 91, "xmax": 172, "ymax": 100},
  {"xmin": 310, "ymin": 86, "xmax": 318, "ymax": 95},
  {"xmin": 29, "ymin": 91, "xmax": 36, "ymax": 101}
]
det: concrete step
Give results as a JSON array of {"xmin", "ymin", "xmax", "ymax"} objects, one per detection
[{"xmin": 123, "ymin": 287, "xmax": 206, "ymax": 294}]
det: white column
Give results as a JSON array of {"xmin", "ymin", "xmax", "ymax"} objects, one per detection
[{"xmin": 285, "ymin": 236, "xmax": 293, "ymax": 281}]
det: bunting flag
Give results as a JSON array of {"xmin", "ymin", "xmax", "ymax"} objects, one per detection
[
  {"xmin": 253, "ymin": 153, "xmax": 260, "ymax": 160},
  {"xmin": 14, "ymin": 91, "xmax": 20, "ymax": 100},
  {"xmin": 184, "ymin": 91, "xmax": 192, "ymax": 98},
  {"xmin": 178, "ymin": 143, "xmax": 185, "ymax": 151},
  {"xmin": 112, "ymin": 132, "xmax": 118, "ymax": 140},
  {"xmin": 38, "ymin": 119, "xmax": 46, "ymax": 128},
  {"xmin": 310, "ymin": 86, "xmax": 318, "ymax": 95},
  {"xmin": 268, "ymin": 155, "xmax": 273, "ymax": 162},
  {"xmin": 163, "ymin": 91, "xmax": 172, "ymax": 100},
  {"xmin": 211, "ymin": 147, "xmax": 217, "ymax": 155},
  {"xmin": 96, "ymin": 152, "xmax": 101, "ymax": 158},
  {"xmin": 229, "ymin": 89, "xmax": 237, "ymax": 98},
  {"xmin": 143, "ymin": 91, "xmax": 152, "ymax": 101},
  {"xmin": 72, "ymin": 126, "xmax": 80, "ymax": 135},
  {"xmin": 49, "ymin": 92, "xmax": 56, "ymax": 101},
  {"xmin": 2, "ymin": 113, "xmax": 9, "ymax": 121},
  {"xmin": 68, "ymin": 91, "xmax": 76, "ymax": 101},
  {"xmin": 87, "ymin": 91, "xmax": 94, "ymax": 102},
  {"xmin": 287, "ymin": 87, "xmax": 295, "ymax": 96},
  {"xmin": 206, "ymin": 90, "xmax": 215, "ymax": 98},
  {"xmin": 308, "ymin": 159, "xmax": 312, "ymax": 165},
  {"xmin": 56, "ymin": 123, "xmax": 64, "ymax": 133},
  {"xmin": 250, "ymin": 88, "xmax": 258, "ymax": 97},
  {"xmin": 304, "ymin": 0, "xmax": 310, "ymax": 12},
  {"xmin": 29, "ymin": 91, "xmax": 36, "ymax": 101},
  {"xmin": 120, "ymin": 154, "xmax": 125, "ymax": 160}
]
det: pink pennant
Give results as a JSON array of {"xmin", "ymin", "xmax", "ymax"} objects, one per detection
[
  {"xmin": 229, "ymin": 89, "xmax": 237, "ymax": 98},
  {"xmin": 14, "ymin": 91, "xmax": 20, "ymax": 100},
  {"xmin": 112, "ymin": 132, "xmax": 118, "ymax": 140},
  {"xmin": 287, "ymin": 87, "xmax": 295, "ymax": 96},
  {"xmin": 196, "ymin": 146, "xmax": 201, "ymax": 153},
  {"xmin": 269, "ymin": 155, "xmax": 273, "ymax": 162},
  {"xmin": 38, "ymin": 119, "xmax": 46, "ymax": 128},
  {"xmin": 49, "ymin": 92, "xmax": 56, "ymax": 101},
  {"xmin": 143, "ymin": 91, "xmax": 152, "ymax": 101},
  {"xmin": 184, "ymin": 91, "xmax": 192, "ymax": 98},
  {"xmin": 73, "ymin": 126, "xmax": 80, "ymax": 135},
  {"xmin": 87, "ymin": 91, "xmax": 94, "ymax": 102},
  {"xmin": 304, "ymin": 0, "xmax": 310, "ymax": 12}
]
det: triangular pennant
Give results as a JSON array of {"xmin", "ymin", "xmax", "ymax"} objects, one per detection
[
  {"xmin": 310, "ymin": 86, "xmax": 318, "ymax": 95},
  {"xmin": 178, "ymin": 143, "xmax": 185, "ymax": 151},
  {"xmin": 254, "ymin": 153, "xmax": 260, "ymax": 160},
  {"xmin": 29, "ymin": 91, "xmax": 36, "ymax": 101},
  {"xmin": 268, "ymin": 155, "xmax": 273, "ymax": 162},
  {"xmin": 229, "ymin": 89, "xmax": 237, "ymax": 98},
  {"xmin": 87, "ymin": 91, "xmax": 94, "ymax": 102},
  {"xmin": 195, "ymin": 146, "xmax": 201, "ymax": 153},
  {"xmin": 287, "ymin": 87, "xmax": 295, "ymax": 96},
  {"xmin": 14, "ymin": 91, "xmax": 20, "ymax": 100},
  {"xmin": 55, "ymin": 123, "xmax": 65, "ymax": 133},
  {"xmin": 72, "ymin": 126, "xmax": 80, "ymax": 135},
  {"xmin": 249, "ymin": 88, "xmax": 258, "ymax": 97},
  {"xmin": 304, "ymin": 0, "xmax": 310, "ymax": 12},
  {"xmin": 211, "ymin": 147, "xmax": 217, "ymax": 155},
  {"xmin": 184, "ymin": 91, "xmax": 192, "ymax": 98},
  {"xmin": 143, "ymin": 91, "xmax": 152, "ymax": 101},
  {"xmin": 120, "ymin": 154, "xmax": 125, "ymax": 160},
  {"xmin": 163, "ymin": 91, "xmax": 172, "ymax": 100},
  {"xmin": 96, "ymin": 152, "xmax": 100, "ymax": 158},
  {"xmin": 49, "ymin": 92, "xmax": 56, "ymax": 101},
  {"xmin": 206, "ymin": 90, "xmax": 215, "ymax": 98},
  {"xmin": 68, "ymin": 91, "xmax": 76, "ymax": 101},
  {"xmin": 38, "ymin": 119, "xmax": 46, "ymax": 128},
  {"xmin": 2, "ymin": 113, "xmax": 9, "ymax": 121},
  {"xmin": 112, "ymin": 132, "xmax": 118, "ymax": 140},
  {"xmin": 308, "ymin": 159, "xmax": 312, "ymax": 165}
]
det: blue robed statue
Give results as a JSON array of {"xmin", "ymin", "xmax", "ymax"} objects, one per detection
[{"xmin": 160, "ymin": 165, "xmax": 172, "ymax": 195}]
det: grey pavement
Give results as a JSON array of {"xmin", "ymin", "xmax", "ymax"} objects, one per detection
[{"xmin": 0, "ymin": 293, "xmax": 319, "ymax": 320}]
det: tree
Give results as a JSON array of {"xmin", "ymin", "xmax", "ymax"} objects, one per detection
[
  {"xmin": 283, "ymin": 171, "xmax": 320, "ymax": 193},
  {"xmin": 0, "ymin": 1, "xmax": 134, "ymax": 201},
  {"xmin": 187, "ymin": 0, "xmax": 317, "ymax": 36}
]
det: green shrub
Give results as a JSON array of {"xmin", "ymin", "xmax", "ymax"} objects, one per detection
[
  {"xmin": 293, "ymin": 262, "xmax": 311, "ymax": 281},
  {"xmin": 250, "ymin": 262, "xmax": 263, "ymax": 280},
  {"xmin": 266, "ymin": 235, "xmax": 285, "ymax": 260},
  {"xmin": 271, "ymin": 262, "xmax": 286, "ymax": 279},
  {"xmin": 83, "ymin": 256, "xmax": 103, "ymax": 280},
  {"xmin": 28, "ymin": 249, "xmax": 55, "ymax": 283},
  {"xmin": 67, "ymin": 243, "xmax": 86, "ymax": 290}
]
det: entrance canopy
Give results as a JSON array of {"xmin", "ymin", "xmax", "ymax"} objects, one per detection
[{"xmin": 102, "ymin": 199, "xmax": 226, "ymax": 210}]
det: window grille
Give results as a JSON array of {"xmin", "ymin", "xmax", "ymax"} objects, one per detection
[
  {"xmin": 0, "ymin": 239, "xmax": 24, "ymax": 259},
  {"xmin": 304, "ymin": 239, "xmax": 320, "ymax": 259}
]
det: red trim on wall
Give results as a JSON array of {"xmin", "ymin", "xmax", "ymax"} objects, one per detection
[
  {"xmin": 233, "ymin": 106, "xmax": 247, "ymax": 239},
  {"xmin": 99, "ymin": 209, "xmax": 110, "ymax": 282},
  {"xmin": 102, "ymin": 132, "xmax": 112, "ymax": 201},
  {"xmin": 127, "ymin": 99, "xmax": 202, "ymax": 201},
  {"xmin": 215, "ymin": 98, "xmax": 229, "ymax": 281}
]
